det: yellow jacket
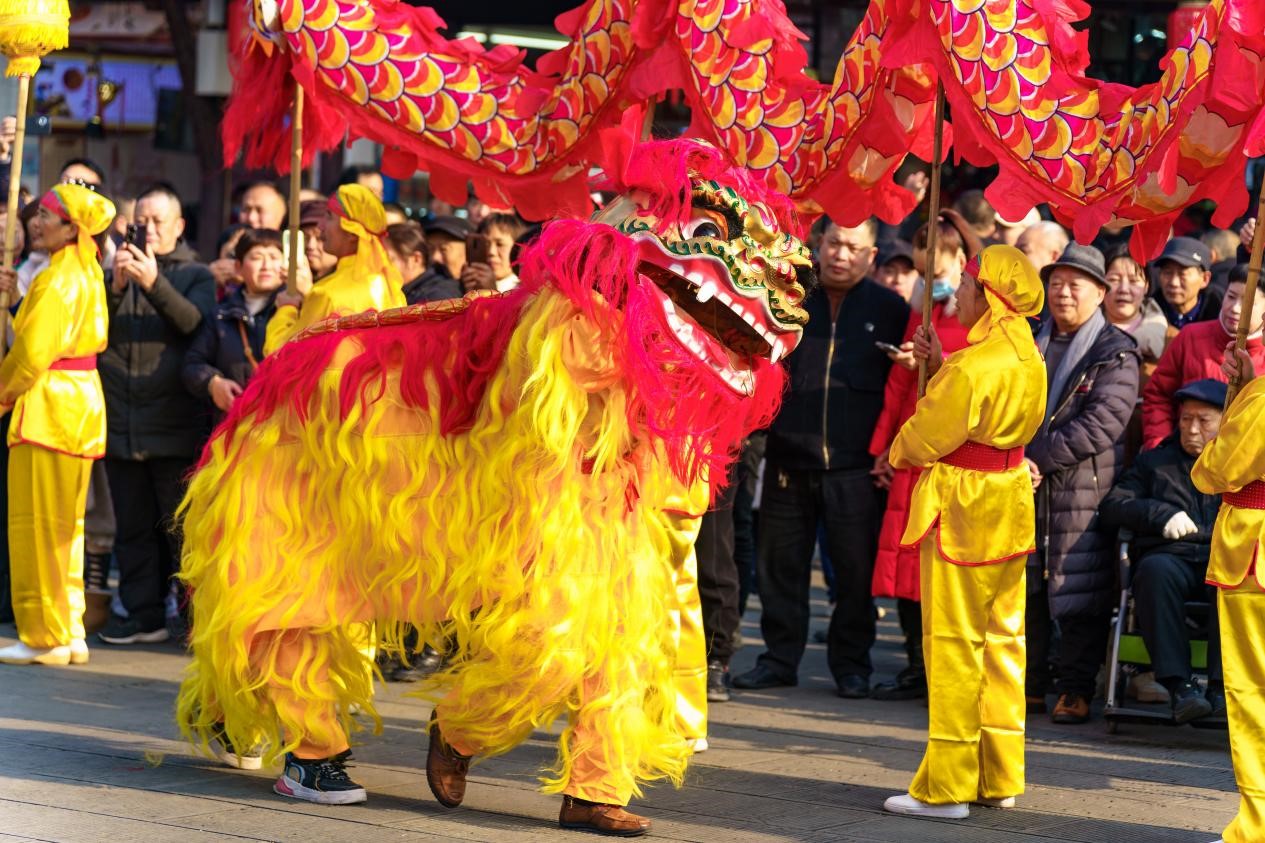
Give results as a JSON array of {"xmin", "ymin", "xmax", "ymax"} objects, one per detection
[
  {"xmin": 890, "ymin": 323, "xmax": 1046, "ymax": 564},
  {"xmin": 0, "ymin": 246, "xmax": 108, "ymax": 457},
  {"xmin": 1192, "ymin": 375, "xmax": 1265, "ymax": 589},
  {"xmin": 264, "ymin": 256, "xmax": 405, "ymax": 355}
]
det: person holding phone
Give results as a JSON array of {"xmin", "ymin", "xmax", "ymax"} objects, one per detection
[
  {"xmin": 96, "ymin": 183, "xmax": 216, "ymax": 646},
  {"xmin": 868, "ymin": 210, "xmax": 980, "ymax": 702},
  {"xmin": 460, "ymin": 213, "xmax": 525, "ymax": 293},
  {"xmin": 263, "ymin": 183, "xmax": 405, "ymax": 355}
]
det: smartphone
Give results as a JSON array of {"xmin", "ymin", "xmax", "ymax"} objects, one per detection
[
  {"xmin": 125, "ymin": 223, "xmax": 146, "ymax": 252},
  {"xmin": 466, "ymin": 233, "xmax": 491, "ymax": 266},
  {"xmin": 875, "ymin": 341, "xmax": 903, "ymax": 355}
]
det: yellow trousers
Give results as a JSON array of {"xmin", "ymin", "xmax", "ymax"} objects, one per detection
[
  {"xmin": 670, "ymin": 512, "xmax": 708, "ymax": 745},
  {"xmin": 1219, "ymin": 580, "xmax": 1265, "ymax": 843},
  {"xmin": 8, "ymin": 444, "xmax": 93, "ymax": 649},
  {"xmin": 909, "ymin": 539, "xmax": 1026, "ymax": 805}
]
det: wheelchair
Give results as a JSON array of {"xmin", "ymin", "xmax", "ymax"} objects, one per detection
[{"xmin": 1103, "ymin": 534, "xmax": 1226, "ymax": 734}]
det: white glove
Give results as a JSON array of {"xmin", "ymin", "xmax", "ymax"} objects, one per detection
[{"xmin": 1162, "ymin": 511, "xmax": 1199, "ymax": 540}]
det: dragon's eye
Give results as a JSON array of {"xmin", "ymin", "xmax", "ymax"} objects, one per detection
[{"xmin": 683, "ymin": 210, "xmax": 726, "ymax": 240}]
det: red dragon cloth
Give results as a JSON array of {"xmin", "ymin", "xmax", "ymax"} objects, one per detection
[{"xmin": 226, "ymin": 0, "xmax": 1265, "ymax": 257}]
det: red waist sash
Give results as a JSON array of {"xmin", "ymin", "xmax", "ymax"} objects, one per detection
[
  {"xmin": 1224, "ymin": 480, "xmax": 1265, "ymax": 510},
  {"xmin": 939, "ymin": 441, "xmax": 1025, "ymax": 473},
  {"xmin": 48, "ymin": 355, "xmax": 97, "ymax": 371}
]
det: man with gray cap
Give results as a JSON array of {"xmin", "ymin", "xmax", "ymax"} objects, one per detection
[
  {"xmin": 1026, "ymin": 242, "xmax": 1141, "ymax": 724},
  {"xmin": 1154, "ymin": 236, "xmax": 1222, "ymax": 331},
  {"xmin": 422, "ymin": 216, "xmax": 470, "ymax": 281},
  {"xmin": 1101, "ymin": 378, "xmax": 1226, "ymax": 725}
]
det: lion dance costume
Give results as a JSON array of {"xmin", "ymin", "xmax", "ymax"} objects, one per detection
[
  {"xmin": 176, "ymin": 140, "xmax": 811, "ymax": 829},
  {"xmin": 0, "ymin": 184, "xmax": 114, "ymax": 667},
  {"xmin": 1192, "ymin": 373, "xmax": 1265, "ymax": 843},
  {"xmin": 884, "ymin": 246, "xmax": 1046, "ymax": 817}
]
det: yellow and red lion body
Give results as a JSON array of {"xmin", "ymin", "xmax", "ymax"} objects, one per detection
[{"xmin": 176, "ymin": 141, "xmax": 810, "ymax": 802}]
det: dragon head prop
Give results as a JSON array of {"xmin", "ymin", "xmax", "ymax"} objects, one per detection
[
  {"xmin": 592, "ymin": 144, "xmax": 812, "ymax": 397},
  {"xmin": 507, "ymin": 139, "xmax": 811, "ymax": 484}
]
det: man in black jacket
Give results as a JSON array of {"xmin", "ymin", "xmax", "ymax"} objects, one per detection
[
  {"xmin": 1100, "ymin": 378, "xmax": 1225, "ymax": 723},
  {"xmin": 733, "ymin": 218, "xmax": 909, "ymax": 698},
  {"xmin": 98, "ymin": 184, "xmax": 215, "ymax": 645}
]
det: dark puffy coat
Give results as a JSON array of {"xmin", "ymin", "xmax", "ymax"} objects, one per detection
[
  {"xmin": 402, "ymin": 267, "xmax": 462, "ymax": 305},
  {"xmin": 1028, "ymin": 324, "xmax": 1141, "ymax": 619},
  {"xmin": 183, "ymin": 288, "xmax": 278, "ymax": 426},
  {"xmin": 1099, "ymin": 436, "xmax": 1220, "ymax": 566},
  {"xmin": 101, "ymin": 242, "xmax": 216, "ymax": 460},
  {"xmin": 766, "ymin": 280, "xmax": 909, "ymax": 471}
]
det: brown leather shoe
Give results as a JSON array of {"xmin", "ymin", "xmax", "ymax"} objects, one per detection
[
  {"xmin": 1051, "ymin": 693, "xmax": 1091, "ymax": 724},
  {"xmin": 559, "ymin": 795, "xmax": 651, "ymax": 837},
  {"xmin": 426, "ymin": 713, "xmax": 470, "ymax": 808}
]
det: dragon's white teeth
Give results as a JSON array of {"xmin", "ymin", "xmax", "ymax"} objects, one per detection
[
  {"xmin": 696, "ymin": 279, "xmax": 716, "ymax": 304},
  {"xmin": 717, "ymin": 290, "xmax": 733, "ymax": 306},
  {"xmin": 742, "ymin": 311, "xmax": 756, "ymax": 327},
  {"xmin": 770, "ymin": 337, "xmax": 786, "ymax": 364},
  {"xmin": 670, "ymin": 262, "xmax": 686, "ymax": 276}
]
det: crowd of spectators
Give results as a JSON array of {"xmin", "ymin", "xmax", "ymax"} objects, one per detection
[
  {"xmin": 0, "ymin": 152, "xmax": 1261, "ymax": 735},
  {"xmin": 719, "ymin": 187, "xmax": 1265, "ymax": 731}
]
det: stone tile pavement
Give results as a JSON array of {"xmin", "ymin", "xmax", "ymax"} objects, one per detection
[{"xmin": 0, "ymin": 596, "xmax": 1237, "ymax": 842}]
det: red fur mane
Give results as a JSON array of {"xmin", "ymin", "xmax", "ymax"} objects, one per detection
[{"xmin": 201, "ymin": 141, "xmax": 791, "ymax": 491}]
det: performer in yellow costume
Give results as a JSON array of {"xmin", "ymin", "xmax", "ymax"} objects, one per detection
[
  {"xmin": 882, "ymin": 245, "xmax": 1047, "ymax": 819},
  {"xmin": 176, "ymin": 141, "xmax": 809, "ymax": 834},
  {"xmin": 0, "ymin": 184, "xmax": 114, "ymax": 667},
  {"xmin": 263, "ymin": 183, "xmax": 404, "ymax": 354},
  {"xmin": 1192, "ymin": 349, "xmax": 1265, "ymax": 843}
]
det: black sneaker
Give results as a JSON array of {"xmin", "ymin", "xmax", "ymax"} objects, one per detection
[
  {"xmin": 706, "ymin": 660, "xmax": 730, "ymax": 703},
  {"xmin": 871, "ymin": 666, "xmax": 927, "ymax": 701},
  {"xmin": 1171, "ymin": 680, "xmax": 1213, "ymax": 724},
  {"xmin": 274, "ymin": 750, "xmax": 367, "ymax": 805},
  {"xmin": 98, "ymin": 614, "xmax": 170, "ymax": 645},
  {"xmin": 212, "ymin": 724, "xmax": 263, "ymax": 771}
]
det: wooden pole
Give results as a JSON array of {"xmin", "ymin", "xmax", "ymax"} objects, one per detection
[
  {"xmin": 0, "ymin": 73, "xmax": 32, "ymax": 362},
  {"xmin": 286, "ymin": 85, "xmax": 304, "ymax": 296},
  {"xmin": 917, "ymin": 82, "xmax": 946, "ymax": 397},
  {"xmin": 1226, "ymin": 187, "xmax": 1265, "ymax": 407}
]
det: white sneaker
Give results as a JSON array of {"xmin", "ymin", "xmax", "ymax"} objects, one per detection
[
  {"xmin": 688, "ymin": 737, "xmax": 708, "ymax": 753},
  {"xmin": 975, "ymin": 796, "xmax": 1016, "ymax": 808},
  {"xmin": 69, "ymin": 639, "xmax": 89, "ymax": 665},
  {"xmin": 883, "ymin": 793, "xmax": 969, "ymax": 819},
  {"xmin": 0, "ymin": 641, "xmax": 71, "ymax": 666}
]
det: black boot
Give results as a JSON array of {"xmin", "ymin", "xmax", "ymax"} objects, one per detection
[
  {"xmin": 873, "ymin": 600, "xmax": 926, "ymax": 701},
  {"xmin": 706, "ymin": 660, "xmax": 730, "ymax": 702}
]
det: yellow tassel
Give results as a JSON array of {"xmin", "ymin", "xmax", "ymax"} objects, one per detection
[{"xmin": 0, "ymin": 0, "xmax": 70, "ymax": 78}]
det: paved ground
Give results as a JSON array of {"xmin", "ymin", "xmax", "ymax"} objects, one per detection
[{"xmin": 0, "ymin": 592, "xmax": 1238, "ymax": 843}]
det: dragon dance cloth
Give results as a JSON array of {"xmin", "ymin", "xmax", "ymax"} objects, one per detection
[
  {"xmin": 177, "ymin": 140, "xmax": 810, "ymax": 801},
  {"xmin": 228, "ymin": 0, "xmax": 1265, "ymax": 256}
]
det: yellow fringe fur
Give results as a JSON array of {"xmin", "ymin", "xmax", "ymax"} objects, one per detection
[
  {"xmin": 177, "ymin": 290, "xmax": 692, "ymax": 798},
  {"xmin": 0, "ymin": 0, "xmax": 69, "ymax": 77}
]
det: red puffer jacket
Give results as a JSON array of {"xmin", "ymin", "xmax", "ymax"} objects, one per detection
[
  {"xmin": 869, "ymin": 301, "xmax": 970, "ymax": 601},
  {"xmin": 1141, "ymin": 319, "xmax": 1265, "ymax": 450}
]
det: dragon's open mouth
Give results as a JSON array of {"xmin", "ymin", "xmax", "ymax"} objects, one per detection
[{"xmin": 633, "ymin": 235, "xmax": 800, "ymax": 396}]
